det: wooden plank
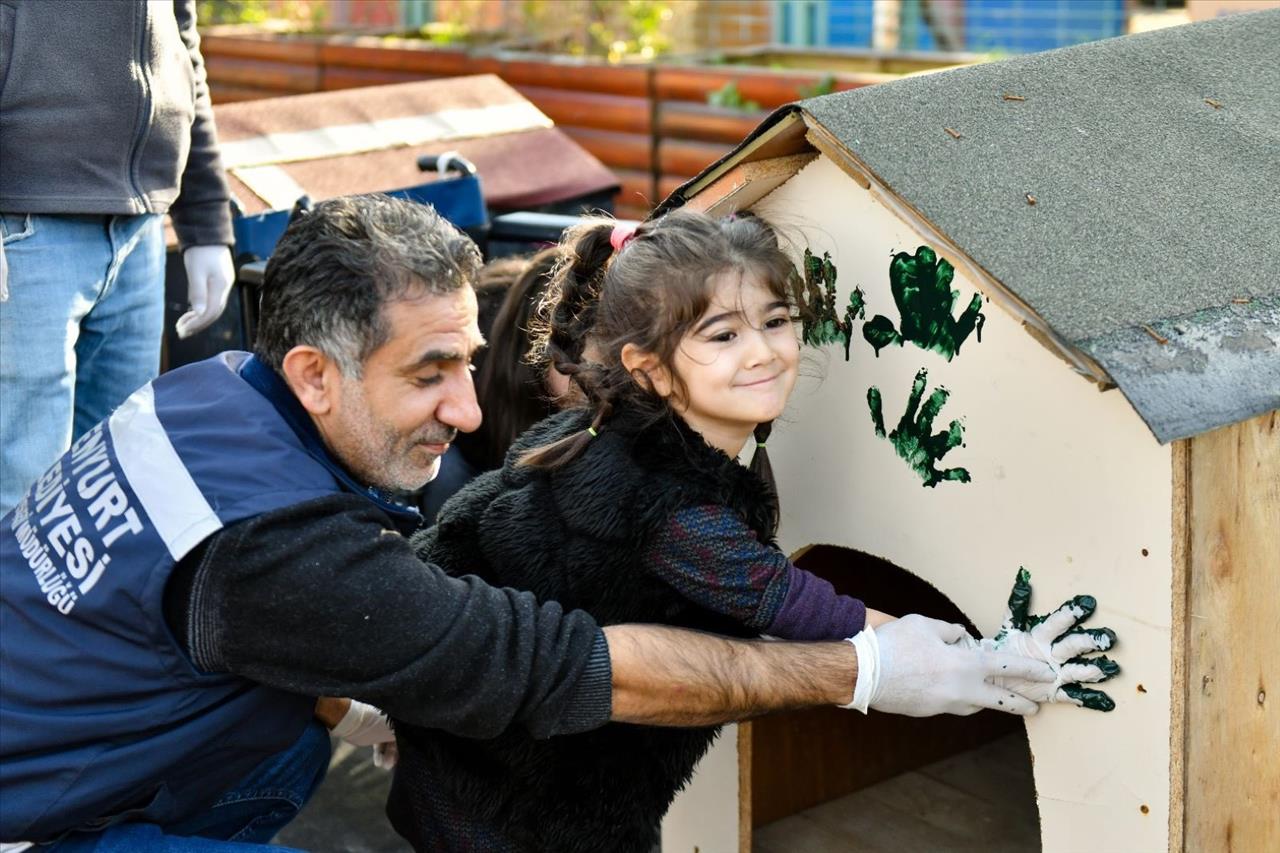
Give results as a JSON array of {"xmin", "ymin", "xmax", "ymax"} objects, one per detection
[
  {"xmin": 560, "ymin": 127, "xmax": 652, "ymax": 172},
  {"xmin": 514, "ymin": 86, "xmax": 651, "ymax": 134},
  {"xmin": 319, "ymin": 67, "xmax": 434, "ymax": 92},
  {"xmin": 681, "ymin": 153, "xmax": 816, "ymax": 217},
  {"xmin": 655, "ymin": 65, "xmax": 847, "ymax": 108},
  {"xmin": 317, "ymin": 41, "xmax": 474, "ymax": 74},
  {"xmin": 658, "ymin": 102, "xmax": 769, "ymax": 144},
  {"xmin": 749, "ymin": 545, "xmax": 1021, "ymax": 828},
  {"xmin": 664, "ymin": 111, "xmax": 810, "ymax": 210},
  {"xmin": 209, "ymin": 84, "xmax": 287, "ymax": 105},
  {"xmin": 611, "ymin": 168, "xmax": 658, "ymax": 213},
  {"xmin": 754, "ymin": 735, "xmax": 1040, "ymax": 853},
  {"xmin": 497, "ymin": 59, "xmax": 649, "ymax": 96},
  {"xmin": 656, "ymin": 173, "xmax": 691, "ymax": 201},
  {"xmin": 657, "ymin": 138, "xmax": 731, "ymax": 177},
  {"xmin": 203, "ymin": 56, "xmax": 319, "ymax": 94},
  {"xmin": 1169, "ymin": 438, "xmax": 1191, "ymax": 852},
  {"xmin": 614, "ymin": 201, "xmax": 652, "ymax": 221},
  {"xmin": 200, "ymin": 34, "xmax": 321, "ymax": 64},
  {"xmin": 1184, "ymin": 410, "xmax": 1280, "ymax": 851}
]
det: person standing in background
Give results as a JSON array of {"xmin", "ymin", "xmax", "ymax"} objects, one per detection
[{"xmin": 0, "ymin": 0, "xmax": 236, "ymax": 515}]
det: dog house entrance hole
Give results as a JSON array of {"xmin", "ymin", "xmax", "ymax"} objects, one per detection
[{"xmin": 747, "ymin": 544, "xmax": 1041, "ymax": 852}]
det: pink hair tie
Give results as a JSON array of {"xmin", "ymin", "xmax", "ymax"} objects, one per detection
[{"xmin": 610, "ymin": 223, "xmax": 638, "ymax": 252}]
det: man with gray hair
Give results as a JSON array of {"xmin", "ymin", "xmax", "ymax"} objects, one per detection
[{"xmin": 0, "ymin": 195, "xmax": 1058, "ymax": 851}]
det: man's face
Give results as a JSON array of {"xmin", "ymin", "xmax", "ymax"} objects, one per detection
[{"xmin": 324, "ymin": 287, "xmax": 484, "ymax": 493}]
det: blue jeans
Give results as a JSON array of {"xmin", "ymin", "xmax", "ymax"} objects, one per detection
[
  {"xmin": 46, "ymin": 721, "xmax": 331, "ymax": 852},
  {"xmin": 0, "ymin": 213, "xmax": 164, "ymax": 516}
]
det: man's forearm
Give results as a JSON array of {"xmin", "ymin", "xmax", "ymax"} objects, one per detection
[{"xmin": 603, "ymin": 624, "xmax": 856, "ymax": 726}]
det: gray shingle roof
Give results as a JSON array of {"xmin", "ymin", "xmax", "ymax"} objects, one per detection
[{"xmin": 669, "ymin": 11, "xmax": 1280, "ymax": 442}]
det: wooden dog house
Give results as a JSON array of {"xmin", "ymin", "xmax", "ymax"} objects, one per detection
[{"xmin": 658, "ymin": 11, "xmax": 1279, "ymax": 852}]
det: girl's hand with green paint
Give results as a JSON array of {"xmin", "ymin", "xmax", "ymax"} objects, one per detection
[{"xmin": 968, "ymin": 568, "xmax": 1121, "ymax": 711}]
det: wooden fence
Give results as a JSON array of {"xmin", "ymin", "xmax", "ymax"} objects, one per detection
[{"xmin": 201, "ymin": 31, "xmax": 960, "ymax": 219}]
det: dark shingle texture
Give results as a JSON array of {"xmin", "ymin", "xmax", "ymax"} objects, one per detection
[{"xmin": 796, "ymin": 10, "xmax": 1280, "ymax": 442}]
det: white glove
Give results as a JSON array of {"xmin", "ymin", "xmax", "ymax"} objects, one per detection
[
  {"xmin": 1, "ymin": 234, "xmax": 9, "ymax": 302},
  {"xmin": 964, "ymin": 569, "xmax": 1120, "ymax": 711},
  {"xmin": 843, "ymin": 615, "xmax": 1054, "ymax": 717},
  {"xmin": 177, "ymin": 244, "xmax": 235, "ymax": 338},
  {"xmin": 331, "ymin": 699, "xmax": 396, "ymax": 747},
  {"xmin": 373, "ymin": 741, "xmax": 399, "ymax": 770}
]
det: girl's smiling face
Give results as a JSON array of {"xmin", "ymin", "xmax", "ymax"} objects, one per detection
[{"xmin": 666, "ymin": 268, "xmax": 799, "ymax": 457}]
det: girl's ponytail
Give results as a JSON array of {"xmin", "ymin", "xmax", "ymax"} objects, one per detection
[
  {"xmin": 538, "ymin": 221, "xmax": 615, "ymax": 373},
  {"xmin": 750, "ymin": 420, "xmax": 780, "ymax": 536},
  {"xmin": 521, "ymin": 220, "xmax": 619, "ymax": 469}
]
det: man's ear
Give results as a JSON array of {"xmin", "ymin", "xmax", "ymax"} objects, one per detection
[
  {"xmin": 620, "ymin": 343, "xmax": 673, "ymax": 398},
  {"xmin": 281, "ymin": 346, "xmax": 340, "ymax": 416}
]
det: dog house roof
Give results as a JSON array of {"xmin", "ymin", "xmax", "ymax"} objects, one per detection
[{"xmin": 661, "ymin": 10, "xmax": 1280, "ymax": 444}]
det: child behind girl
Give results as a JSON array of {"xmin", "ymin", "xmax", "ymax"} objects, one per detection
[{"xmin": 389, "ymin": 210, "xmax": 885, "ymax": 852}]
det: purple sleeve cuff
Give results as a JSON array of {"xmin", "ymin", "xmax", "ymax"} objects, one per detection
[{"xmin": 764, "ymin": 564, "xmax": 866, "ymax": 641}]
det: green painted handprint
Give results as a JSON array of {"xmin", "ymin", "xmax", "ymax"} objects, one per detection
[
  {"xmin": 990, "ymin": 568, "xmax": 1121, "ymax": 712},
  {"xmin": 793, "ymin": 248, "xmax": 865, "ymax": 360},
  {"xmin": 867, "ymin": 367, "xmax": 971, "ymax": 487},
  {"xmin": 862, "ymin": 246, "xmax": 985, "ymax": 361}
]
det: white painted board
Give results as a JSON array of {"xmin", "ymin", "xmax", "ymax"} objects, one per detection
[
  {"xmin": 660, "ymin": 723, "xmax": 739, "ymax": 853},
  {"xmin": 755, "ymin": 155, "xmax": 1174, "ymax": 852}
]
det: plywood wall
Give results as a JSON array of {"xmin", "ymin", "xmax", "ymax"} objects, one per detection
[
  {"xmin": 1182, "ymin": 410, "xmax": 1280, "ymax": 850},
  {"xmin": 743, "ymin": 155, "xmax": 1176, "ymax": 852}
]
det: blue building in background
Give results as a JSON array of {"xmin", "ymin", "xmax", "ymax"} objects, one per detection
[{"xmin": 776, "ymin": 0, "xmax": 1128, "ymax": 53}]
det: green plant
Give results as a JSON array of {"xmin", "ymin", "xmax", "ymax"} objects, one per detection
[
  {"xmin": 196, "ymin": 0, "xmax": 326, "ymax": 29},
  {"xmin": 706, "ymin": 81, "xmax": 759, "ymax": 112},
  {"xmin": 798, "ymin": 73, "xmax": 836, "ymax": 99},
  {"xmin": 516, "ymin": 0, "xmax": 675, "ymax": 61}
]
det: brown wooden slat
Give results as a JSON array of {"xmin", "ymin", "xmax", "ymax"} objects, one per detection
[
  {"xmin": 318, "ymin": 41, "xmax": 476, "ymax": 74},
  {"xmin": 1184, "ymin": 411, "xmax": 1280, "ymax": 852},
  {"xmin": 320, "ymin": 67, "xmax": 437, "ymax": 92},
  {"xmin": 561, "ymin": 127, "xmax": 653, "ymax": 172},
  {"xmin": 209, "ymin": 84, "xmax": 287, "ymax": 105},
  {"xmin": 515, "ymin": 85, "xmax": 651, "ymax": 133},
  {"xmin": 497, "ymin": 59, "xmax": 649, "ymax": 96},
  {"xmin": 615, "ymin": 202, "xmax": 652, "ymax": 222},
  {"xmin": 656, "ymin": 65, "xmax": 850, "ymax": 108},
  {"xmin": 612, "ymin": 167, "xmax": 658, "ymax": 213},
  {"xmin": 200, "ymin": 34, "xmax": 321, "ymax": 64},
  {"xmin": 658, "ymin": 138, "xmax": 732, "ymax": 177},
  {"xmin": 656, "ymin": 173, "xmax": 690, "ymax": 200},
  {"xmin": 204, "ymin": 56, "xmax": 319, "ymax": 94},
  {"xmin": 658, "ymin": 101, "xmax": 766, "ymax": 144}
]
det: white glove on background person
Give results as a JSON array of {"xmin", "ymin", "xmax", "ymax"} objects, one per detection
[
  {"xmin": 373, "ymin": 741, "xmax": 399, "ymax": 770},
  {"xmin": 177, "ymin": 244, "xmax": 235, "ymax": 338},
  {"xmin": 331, "ymin": 699, "xmax": 396, "ymax": 747},
  {"xmin": 1, "ymin": 235, "xmax": 9, "ymax": 302},
  {"xmin": 842, "ymin": 614, "xmax": 1054, "ymax": 717}
]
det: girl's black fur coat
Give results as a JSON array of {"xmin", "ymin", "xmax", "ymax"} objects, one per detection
[{"xmin": 392, "ymin": 406, "xmax": 778, "ymax": 852}]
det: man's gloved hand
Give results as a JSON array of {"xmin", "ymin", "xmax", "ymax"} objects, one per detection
[
  {"xmin": 967, "ymin": 568, "xmax": 1120, "ymax": 711},
  {"xmin": 177, "ymin": 244, "xmax": 235, "ymax": 339},
  {"xmin": 330, "ymin": 698, "xmax": 396, "ymax": 747},
  {"xmin": 843, "ymin": 614, "xmax": 1055, "ymax": 717}
]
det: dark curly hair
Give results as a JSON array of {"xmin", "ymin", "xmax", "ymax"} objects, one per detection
[{"xmin": 520, "ymin": 209, "xmax": 796, "ymax": 506}]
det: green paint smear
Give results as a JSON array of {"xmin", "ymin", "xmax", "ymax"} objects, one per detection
[
  {"xmin": 867, "ymin": 367, "xmax": 971, "ymax": 488},
  {"xmin": 997, "ymin": 566, "xmax": 1034, "ymax": 639},
  {"xmin": 1068, "ymin": 654, "xmax": 1122, "ymax": 680},
  {"xmin": 1061, "ymin": 683, "xmax": 1116, "ymax": 712},
  {"xmin": 794, "ymin": 249, "xmax": 865, "ymax": 360},
  {"xmin": 862, "ymin": 246, "xmax": 986, "ymax": 361}
]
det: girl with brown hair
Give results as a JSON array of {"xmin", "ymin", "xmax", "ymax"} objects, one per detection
[{"xmin": 389, "ymin": 210, "xmax": 892, "ymax": 851}]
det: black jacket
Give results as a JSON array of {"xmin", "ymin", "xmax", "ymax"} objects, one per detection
[
  {"xmin": 391, "ymin": 406, "xmax": 779, "ymax": 853},
  {"xmin": 0, "ymin": 1, "xmax": 232, "ymax": 247}
]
